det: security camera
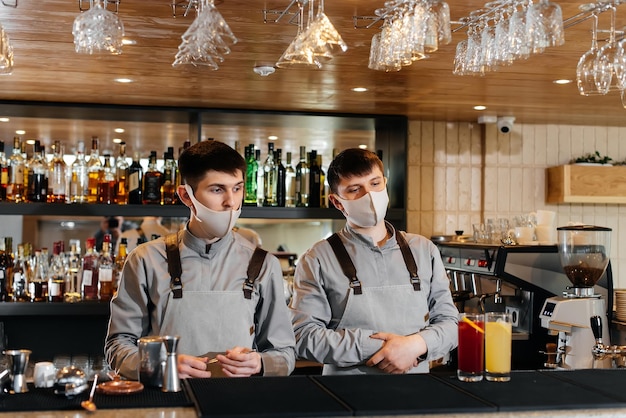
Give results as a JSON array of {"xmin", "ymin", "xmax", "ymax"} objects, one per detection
[{"xmin": 497, "ymin": 116, "xmax": 516, "ymax": 134}]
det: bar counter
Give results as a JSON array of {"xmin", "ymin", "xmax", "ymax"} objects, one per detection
[{"xmin": 2, "ymin": 369, "xmax": 626, "ymax": 417}]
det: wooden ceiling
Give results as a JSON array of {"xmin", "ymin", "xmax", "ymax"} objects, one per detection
[{"xmin": 0, "ymin": 0, "xmax": 624, "ymax": 154}]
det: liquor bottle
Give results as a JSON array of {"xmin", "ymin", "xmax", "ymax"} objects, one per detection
[
  {"xmin": 98, "ymin": 234, "xmax": 114, "ymax": 301},
  {"xmin": 48, "ymin": 241, "xmax": 65, "ymax": 302},
  {"xmin": 256, "ymin": 149, "xmax": 264, "ymax": 206},
  {"xmin": 244, "ymin": 145, "xmax": 258, "ymax": 206},
  {"xmin": 295, "ymin": 146, "xmax": 309, "ymax": 207},
  {"xmin": 115, "ymin": 142, "xmax": 129, "ymax": 205},
  {"xmin": 0, "ymin": 238, "xmax": 10, "ymax": 301},
  {"xmin": 64, "ymin": 241, "xmax": 82, "ymax": 303},
  {"xmin": 86, "ymin": 136, "xmax": 103, "ymax": 204},
  {"xmin": 114, "ymin": 237, "xmax": 128, "ymax": 294},
  {"xmin": 48, "ymin": 140, "xmax": 67, "ymax": 203},
  {"xmin": 127, "ymin": 151, "xmax": 143, "ymax": 204},
  {"xmin": 7, "ymin": 136, "xmax": 25, "ymax": 203},
  {"xmin": 285, "ymin": 151, "xmax": 296, "ymax": 208},
  {"xmin": 29, "ymin": 249, "xmax": 48, "ymax": 302},
  {"xmin": 97, "ymin": 154, "xmax": 116, "ymax": 204},
  {"xmin": 263, "ymin": 143, "xmax": 277, "ymax": 207},
  {"xmin": 318, "ymin": 154, "xmax": 327, "ymax": 208},
  {"xmin": 275, "ymin": 148, "xmax": 286, "ymax": 207},
  {"xmin": 2, "ymin": 237, "xmax": 13, "ymax": 300},
  {"xmin": 161, "ymin": 148, "xmax": 177, "ymax": 205},
  {"xmin": 12, "ymin": 244, "xmax": 30, "ymax": 302},
  {"xmin": 70, "ymin": 141, "xmax": 89, "ymax": 203},
  {"xmin": 143, "ymin": 151, "xmax": 162, "ymax": 204},
  {"xmin": 26, "ymin": 140, "xmax": 48, "ymax": 203},
  {"xmin": 308, "ymin": 150, "xmax": 321, "ymax": 208},
  {"xmin": 0, "ymin": 140, "xmax": 8, "ymax": 201},
  {"xmin": 81, "ymin": 237, "xmax": 99, "ymax": 301}
]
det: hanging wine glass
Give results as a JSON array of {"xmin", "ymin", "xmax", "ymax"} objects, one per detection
[
  {"xmin": 72, "ymin": 0, "xmax": 124, "ymax": 55},
  {"xmin": 276, "ymin": 2, "xmax": 321, "ymax": 69},
  {"xmin": 576, "ymin": 14, "xmax": 602, "ymax": 96},
  {"xmin": 594, "ymin": 5, "xmax": 617, "ymax": 95},
  {"xmin": 173, "ymin": 0, "xmax": 237, "ymax": 69},
  {"xmin": 0, "ymin": 23, "xmax": 13, "ymax": 75}
]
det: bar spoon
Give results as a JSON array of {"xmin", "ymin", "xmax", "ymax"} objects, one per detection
[{"xmin": 81, "ymin": 374, "xmax": 98, "ymax": 412}]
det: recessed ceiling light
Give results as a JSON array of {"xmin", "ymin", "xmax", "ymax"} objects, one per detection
[
  {"xmin": 26, "ymin": 139, "xmax": 35, "ymax": 145},
  {"xmin": 553, "ymin": 79, "xmax": 572, "ymax": 85},
  {"xmin": 113, "ymin": 138, "xmax": 123, "ymax": 144},
  {"xmin": 15, "ymin": 130, "xmax": 25, "ymax": 135},
  {"xmin": 114, "ymin": 78, "xmax": 133, "ymax": 83},
  {"xmin": 114, "ymin": 128, "xmax": 125, "ymax": 133},
  {"xmin": 352, "ymin": 87, "xmax": 368, "ymax": 92},
  {"xmin": 473, "ymin": 105, "xmax": 487, "ymax": 111},
  {"xmin": 122, "ymin": 38, "xmax": 136, "ymax": 45},
  {"xmin": 0, "ymin": 117, "xmax": 9, "ymax": 122},
  {"xmin": 268, "ymin": 135, "xmax": 278, "ymax": 140},
  {"xmin": 358, "ymin": 144, "xmax": 367, "ymax": 149}
]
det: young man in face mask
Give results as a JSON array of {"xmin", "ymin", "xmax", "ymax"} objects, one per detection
[
  {"xmin": 105, "ymin": 140, "xmax": 296, "ymax": 379},
  {"xmin": 289, "ymin": 148, "xmax": 458, "ymax": 375}
]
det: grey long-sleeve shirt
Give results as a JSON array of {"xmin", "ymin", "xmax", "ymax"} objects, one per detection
[
  {"xmin": 105, "ymin": 227, "xmax": 296, "ymax": 378},
  {"xmin": 289, "ymin": 222, "xmax": 458, "ymax": 369}
]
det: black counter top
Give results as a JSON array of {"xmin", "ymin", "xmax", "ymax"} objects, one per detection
[{"xmin": 3, "ymin": 369, "xmax": 626, "ymax": 417}]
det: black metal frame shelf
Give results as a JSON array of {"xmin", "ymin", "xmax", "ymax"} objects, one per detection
[{"xmin": 0, "ymin": 301, "xmax": 110, "ymax": 316}]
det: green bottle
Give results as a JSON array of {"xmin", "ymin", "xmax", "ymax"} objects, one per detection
[{"xmin": 244, "ymin": 145, "xmax": 258, "ymax": 206}]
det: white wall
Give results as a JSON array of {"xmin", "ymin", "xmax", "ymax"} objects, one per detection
[{"xmin": 407, "ymin": 120, "xmax": 626, "ymax": 289}]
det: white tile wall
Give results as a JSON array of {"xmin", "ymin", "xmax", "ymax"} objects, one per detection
[{"xmin": 407, "ymin": 120, "xmax": 626, "ymax": 289}]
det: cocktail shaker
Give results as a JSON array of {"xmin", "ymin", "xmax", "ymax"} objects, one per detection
[{"xmin": 138, "ymin": 336, "xmax": 166, "ymax": 387}]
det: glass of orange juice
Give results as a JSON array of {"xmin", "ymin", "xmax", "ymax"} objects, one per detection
[{"xmin": 485, "ymin": 312, "xmax": 512, "ymax": 382}]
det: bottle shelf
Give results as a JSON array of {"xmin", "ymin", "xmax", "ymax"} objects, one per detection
[
  {"xmin": 0, "ymin": 301, "xmax": 110, "ymax": 316},
  {"xmin": 0, "ymin": 202, "xmax": 404, "ymax": 221}
]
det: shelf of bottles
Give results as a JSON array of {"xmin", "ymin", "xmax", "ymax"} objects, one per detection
[
  {"xmin": 0, "ymin": 232, "xmax": 126, "ymax": 312},
  {"xmin": 0, "ymin": 135, "xmax": 398, "ymax": 220}
]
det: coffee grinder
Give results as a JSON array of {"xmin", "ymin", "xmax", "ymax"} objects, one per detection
[{"xmin": 539, "ymin": 225, "xmax": 612, "ymax": 369}]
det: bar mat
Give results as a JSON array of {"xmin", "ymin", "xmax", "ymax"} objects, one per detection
[
  {"xmin": 437, "ymin": 370, "xmax": 623, "ymax": 411},
  {"xmin": 185, "ymin": 376, "xmax": 352, "ymax": 418},
  {"xmin": 93, "ymin": 385, "xmax": 193, "ymax": 409},
  {"xmin": 540, "ymin": 369, "xmax": 626, "ymax": 402},
  {"xmin": 0, "ymin": 383, "xmax": 192, "ymax": 412},
  {"xmin": 312, "ymin": 374, "xmax": 495, "ymax": 416},
  {"xmin": 0, "ymin": 385, "xmax": 82, "ymax": 412}
]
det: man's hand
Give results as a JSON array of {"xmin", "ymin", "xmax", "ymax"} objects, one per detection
[
  {"xmin": 209, "ymin": 347, "xmax": 261, "ymax": 377},
  {"xmin": 365, "ymin": 333, "xmax": 427, "ymax": 374},
  {"xmin": 177, "ymin": 354, "xmax": 212, "ymax": 378}
]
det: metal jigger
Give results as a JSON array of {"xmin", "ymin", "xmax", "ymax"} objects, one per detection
[
  {"xmin": 161, "ymin": 335, "xmax": 181, "ymax": 392},
  {"xmin": 4, "ymin": 349, "xmax": 31, "ymax": 393}
]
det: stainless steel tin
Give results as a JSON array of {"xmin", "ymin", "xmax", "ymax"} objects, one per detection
[{"xmin": 138, "ymin": 336, "xmax": 166, "ymax": 387}]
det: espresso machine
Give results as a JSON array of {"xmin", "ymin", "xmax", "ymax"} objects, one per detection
[{"xmin": 539, "ymin": 225, "xmax": 613, "ymax": 370}]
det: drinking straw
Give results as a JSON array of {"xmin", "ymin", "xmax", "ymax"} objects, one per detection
[{"xmin": 462, "ymin": 315, "xmax": 484, "ymax": 333}]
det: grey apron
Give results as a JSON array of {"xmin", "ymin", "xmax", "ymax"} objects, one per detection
[
  {"xmin": 323, "ymin": 230, "xmax": 430, "ymax": 375},
  {"xmin": 159, "ymin": 233, "xmax": 265, "ymax": 357}
]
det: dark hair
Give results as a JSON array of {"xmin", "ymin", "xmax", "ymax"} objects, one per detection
[
  {"xmin": 178, "ymin": 140, "xmax": 246, "ymax": 190},
  {"xmin": 327, "ymin": 148, "xmax": 384, "ymax": 194}
]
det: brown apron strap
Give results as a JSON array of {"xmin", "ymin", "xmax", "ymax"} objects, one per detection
[
  {"xmin": 327, "ymin": 229, "xmax": 421, "ymax": 293},
  {"xmin": 395, "ymin": 230, "xmax": 421, "ymax": 291},
  {"xmin": 326, "ymin": 233, "xmax": 362, "ymax": 295},
  {"xmin": 165, "ymin": 233, "xmax": 183, "ymax": 299},
  {"xmin": 243, "ymin": 247, "xmax": 268, "ymax": 299}
]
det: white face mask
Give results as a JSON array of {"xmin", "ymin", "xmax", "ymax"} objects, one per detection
[
  {"xmin": 184, "ymin": 184, "xmax": 241, "ymax": 240},
  {"xmin": 334, "ymin": 187, "xmax": 389, "ymax": 228}
]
